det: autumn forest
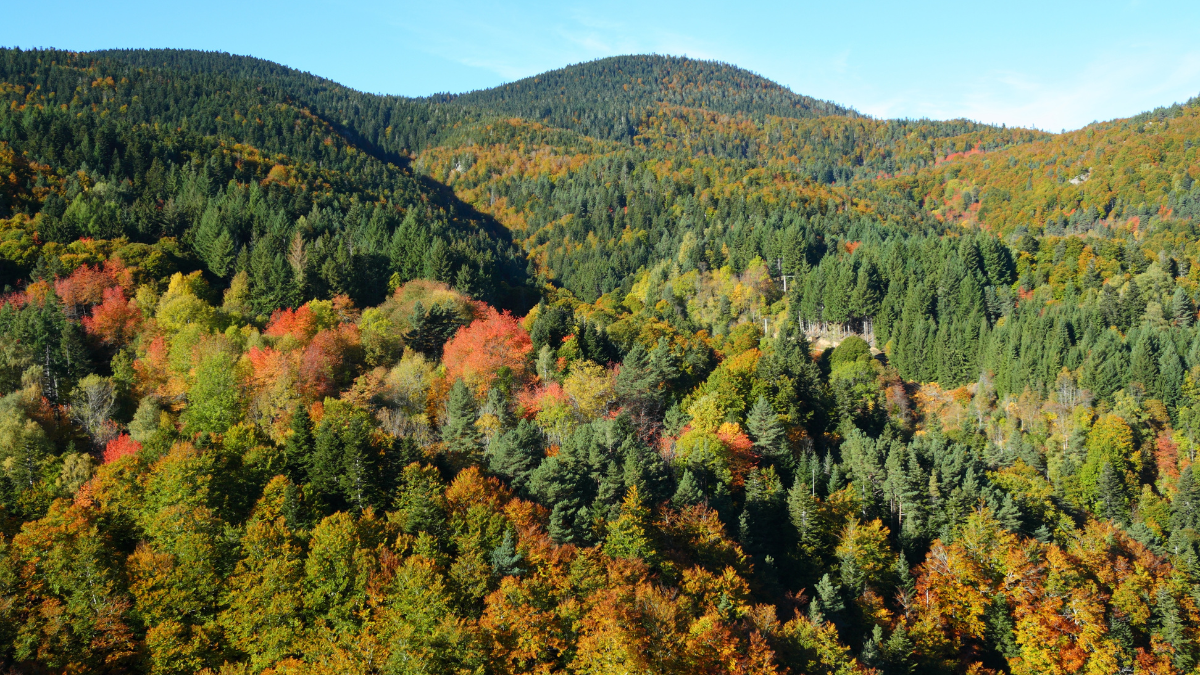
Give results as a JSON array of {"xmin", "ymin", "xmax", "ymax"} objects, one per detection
[{"xmin": 2, "ymin": 47, "xmax": 1200, "ymax": 674}]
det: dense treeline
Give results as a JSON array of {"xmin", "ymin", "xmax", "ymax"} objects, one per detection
[
  {"xmin": 0, "ymin": 48, "xmax": 531, "ymax": 309},
  {"xmin": 2, "ymin": 46, "xmax": 1200, "ymax": 675},
  {"xmin": 446, "ymin": 54, "xmax": 857, "ymax": 141}
]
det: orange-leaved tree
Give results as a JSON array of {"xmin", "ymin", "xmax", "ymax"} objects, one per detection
[
  {"xmin": 83, "ymin": 286, "xmax": 142, "ymax": 348},
  {"xmin": 443, "ymin": 308, "xmax": 533, "ymax": 395}
]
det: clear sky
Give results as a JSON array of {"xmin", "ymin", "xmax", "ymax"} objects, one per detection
[{"xmin": 5, "ymin": 0, "xmax": 1200, "ymax": 131}]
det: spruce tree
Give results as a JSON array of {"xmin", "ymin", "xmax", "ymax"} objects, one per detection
[
  {"xmin": 1095, "ymin": 461, "xmax": 1129, "ymax": 524},
  {"xmin": 883, "ymin": 624, "xmax": 916, "ymax": 673},
  {"xmin": 672, "ymin": 469, "xmax": 704, "ymax": 506},
  {"xmin": 336, "ymin": 411, "xmax": 378, "ymax": 513},
  {"xmin": 443, "ymin": 378, "xmax": 480, "ymax": 462},
  {"xmin": 648, "ymin": 337, "xmax": 681, "ymax": 388},
  {"xmin": 209, "ymin": 229, "xmax": 235, "ymax": 278},
  {"xmin": 423, "ymin": 238, "xmax": 453, "ymax": 282},
  {"xmin": 1155, "ymin": 588, "xmax": 1195, "ymax": 671},
  {"xmin": 1171, "ymin": 466, "xmax": 1199, "ymax": 532},
  {"xmin": 1160, "ymin": 348, "xmax": 1184, "ymax": 414},
  {"xmin": 308, "ymin": 414, "xmax": 344, "ymax": 511},
  {"xmin": 1120, "ymin": 280, "xmax": 1144, "ymax": 330},
  {"xmin": 1081, "ymin": 258, "xmax": 1102, "ymax": 289},
  {"xmin": 738, "ymin": 466, "xmax": 786, "ymax": 559},
  {"xmin": 488, "ymin": 419, "xmax": 544, "ymax": 495},
  {"xmin": 787, "ymin": 478, "xmax": 820, "ymax": 551},
  {"xmin": 393, "ymin": 463, "xmax": 447, "ymax": 537},
  {"xmin": 284, "ymin": 406, "xmax": 313, "ymax": 485},
  {"xmin": 811, "ymin": 573, "xmax": 844, "ymax": 624},
  {"xmin": 1172, "ymin": 288, "xmax": 1194, "ymax": 327},
  {"xmin": 490, "ymin": 530, "xmax": 525, "ymax": 578},
  {"xmin": 1130, "ymin": 333, "xmax": 1162, "ymax": 399},
  {"xmin": 860, "ymin": 625, "xmax": 884, "ymax": 670},
  {"xmin": 746, "ymin": 395, "xmax": 789, "ymax": 473}
]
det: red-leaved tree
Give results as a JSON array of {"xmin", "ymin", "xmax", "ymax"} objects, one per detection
[
  {"xmin": 103, "ymin": 434, "xmax": 142, "ymax": 464},
  {"xmin": 442, "ymin": 308, "xmax": 532, "ymax": 394},
  {"xmin": 265, "ymin": 304, "xmax": 318, "ymax": 343},
  {"xmin": 83, "ymin": 287, "xmax": 142, "ymax": 348},
  {"xmin": 298, "ymin": 324, "xmax": 362, "ymax": 401}
]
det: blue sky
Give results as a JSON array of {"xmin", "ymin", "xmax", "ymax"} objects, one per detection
[{"xmin": 5, "ymin": 0, "xmax": 1200, "ymax": 131}]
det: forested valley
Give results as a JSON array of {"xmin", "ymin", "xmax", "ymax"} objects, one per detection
[{"xmin": 2, "ymin": 46, "xmax": 1200, "ymax": 674}]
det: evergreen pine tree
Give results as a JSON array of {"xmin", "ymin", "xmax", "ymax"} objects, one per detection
[
  {"xmin": 648, "ymin": 337, "xmax": 681, "ymax": 389},
  {"xmin": 1171, "ymin": 465, "xmax": 1200, "ymax": 532},
  {"xmin": 849, "ymin": 262, "xmax": 882, "ymax": 320},
  {"xmin": 424, "ymin": 238, "xmax": 453, "ymax": 282},
  {"xmin": 738, "ymin": 466, "xmax": 786, "ymax": 559},
  {"xmin": 490, "ymin": 530, "xmax": 525, "ymax": 578},
  {"xmin": 488, "ymin": 419, "xmax": 543, "ymax": 495},
  {"xmin": 1096, "ymin": 461, "xmax": 1129, "ymax": 523},
  {"xmin": 1120, "ymin": 280, "xmax": 1144, "ymax": 330},
  {"xmin": 284, "ymin": 406, "xmax": 313, "ymax": 485},
  {"xmin": 1081, "ymin": 258, "xmax": 1102, "ymax": 289},
  {"xmin": 672, "ymin": 469, "xmax": 704, "ymax": 506},
  {"xmin": 209, "ymin": 229, "xmax": 235, "ymax": 278},
  {"xmin": 308, "ymin": 414, "xmax": 344, "ymax": 512},
  {"xmin": 1130, "ymin": 332, "xmax": 1162, "ymax": 399},
  {"xmin": 443, "ymin": 378, "xmax": 481, "ymax": 463},
  {"xmin": 883, "ymin": 624, "xmax": 916, "ymax": 673},
  {"xmin": 860, "ymin": 625, "xmax": 884, "ymax": 669},
  {"xmin": 1172, "ymin": 288, "xmax": 1194, "ymax": 327},
  {"xmin": 1155, "ymin": 588, "xmax": 1195, "ymax": 671},
  {"xmin": 393, "ymin": 463, "xmax": 447, "ymax": 537},
  {"xmin": 1160, "ymin": 347, "xmax": 1185, "ymax": 414},
  {"xmin": 336, "ymin": 410, "xmax": 378, "ymax": 513},
  {"xmin": 811, "ymin": 573, "xmax": 844, "ymax": 624},
  {"xmin": 747, "ymin": 395, "xmax": 790, "ymax": 473},
  {"xmin": 787, "ymin": 479, "xmax": 820, "ymax": 551}
]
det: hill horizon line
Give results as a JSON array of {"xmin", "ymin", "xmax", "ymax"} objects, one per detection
[{"xmin": 19, "ymin": 45, "xmax": 1198, "ymax": 134}]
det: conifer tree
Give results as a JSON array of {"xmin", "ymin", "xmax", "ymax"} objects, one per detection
[
  {"xmin": 1155, "ymin": 588, "xmax": 1195, "ymax": 671},
  {"xmin": 443, "ymin": 378, "xmax": 481, "ymax": 463},
  {"xmin": 739, "ymin": 466, "xmax": 786, "ymax": 559},
  {"xmin": 209, "ymin": 229, "xmax": 235, "ymax": 278},
  {"xmin": 672, "ymin": 469, "xmax": 704, "ymax": 506},
  {"xmin": 810, "ymin": 573, "xmax": 843, "ymax": 625},
  {"xmin": 747, "ymin": 395, "xmax": 790, "ymax": 473},
  {"xmin": 490, "ymin": 529, "xmax": 525, "ymax": 578},
  {"xmin": 488, "ymin": 419, "xmax": 544, "ymax": 496},
  {"xmin": 1171, "ymin": 466, "xmax": 1199, "ymax": 532},
  {"xmin": 1130, "ymin": 332, "xmax": 1162, "ymax": 399},
  {"xmin": 1095, "ymin": 461, "xmax": 1129, "ymax": 524},
  {"xmin": 284, "ymin": 406, "xmax": 313, "ymax": 485},
  {"xmin": 393, "ymin": 463, "xmax": 448, "ymax": 538}
]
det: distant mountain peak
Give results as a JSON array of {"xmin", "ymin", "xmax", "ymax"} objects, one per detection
[{"xmin": 443, "ymin": 54, "xmax": 857, "ymax": 141}]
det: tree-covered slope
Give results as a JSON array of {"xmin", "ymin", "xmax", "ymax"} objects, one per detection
[
  {"xmin": 90, "ymin": 48, "xmax": 478, "ymax": 155},
  {"xmin": 0, "ymin": 47, "xmax": 533, "ymax": 309},
  {"xmin": 4, "ymin": 45, "xmax": 1200, "ymax": 675},
  {"xmin": 443, "ymin": 54, "xmax": 858, "ymax": 140}
]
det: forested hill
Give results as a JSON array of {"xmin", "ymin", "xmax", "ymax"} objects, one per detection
[
  {"xmin": 6, "ymin": 45, "xmax": 1200, "ymax": 675},
  {"xmin": 0, "ymin": 47, "xmax": 532, "ymax": 309},
  {"xmin": 88, "ymin": 50, "xmax": 857, "ymax": 149},
  {"xmin": 442, "ymin": 54, "xmax": 859, "ymax": 140},
  {"xmin": 88, "ymin": 48, "xmax": 480, "ymax": 155}
]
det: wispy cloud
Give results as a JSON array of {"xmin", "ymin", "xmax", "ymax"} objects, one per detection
[
  {"xmin": 850, "ymin": 45, "xmax": 1200, "ymax": 130},
  {"xmin": 383, "ymin": 3, "xmax": 1200, "ymax": 128},
  {"xmin": 392, "ymin": 2, "xmax": 721, "ymax": 86}
]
